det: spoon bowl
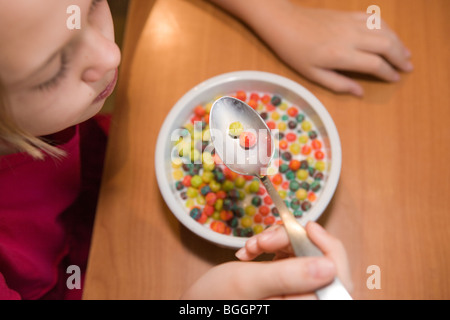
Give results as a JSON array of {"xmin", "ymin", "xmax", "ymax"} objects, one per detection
[{"xmin": 209, "ymin": 96, "xmax": 274, "ymax": 177}]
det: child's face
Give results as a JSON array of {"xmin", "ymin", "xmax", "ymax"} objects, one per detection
[{"xmin": 0, "ymin": 0, "xmax": 121, "ymax": 136}]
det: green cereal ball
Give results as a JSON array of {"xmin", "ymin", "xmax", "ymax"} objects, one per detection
[
  {"xmin": 201, "ymin": 171, "xmax": 214, "ymax": 183},
  {"xmin": 248, "ymin": 180, "xmax": 260, "ymax": 193},
  {"xmin": 222, "ymin": 180, "xmax": 234, "ymax": 192},
  {"xmin": 209, "ymin": 180, "xmax": 221, "ymax": 192},
  {"xmin": 186, "ymin": 187, "xmax": 198, "ymax": 198},
  {"xmin": 190, "ymin": 175, "xmax": 203, "ymax": 188}
]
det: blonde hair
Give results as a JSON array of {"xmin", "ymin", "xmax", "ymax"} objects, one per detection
[{"xmin": 0, "ymin": 82, "xmax": 65, "ymax": 160}]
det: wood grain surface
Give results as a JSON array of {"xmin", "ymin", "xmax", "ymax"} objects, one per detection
[{"xmin": 83, "ymin": 0, "xmax": 450, "ymax": 299}]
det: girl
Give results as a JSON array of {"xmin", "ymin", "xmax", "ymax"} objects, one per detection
[{"xmin": 1, "ymin": 0, "xmax": 410, "ymax": 299}]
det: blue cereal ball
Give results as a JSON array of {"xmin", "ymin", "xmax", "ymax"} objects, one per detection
[{"xmin": 189, "ymin": 207, "xmax": 202, "ymax": 221}]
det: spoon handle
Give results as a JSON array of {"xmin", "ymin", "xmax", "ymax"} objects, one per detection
[{"xmin": 259, "ymin": 176, "xmax": 352, "ymax": 300}]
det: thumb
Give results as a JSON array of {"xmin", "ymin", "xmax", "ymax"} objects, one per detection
[{"xmin": 231, "ymin": 257, "xmax": 336, "ymax": 299}]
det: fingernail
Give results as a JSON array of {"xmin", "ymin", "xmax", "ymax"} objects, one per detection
[
  {"xmin": 308, "ymin": 258, "xmax": 335, "ymax": 278},
  {"xmin": 246, "ymin": 236, "xmax": 258, "ymax": 252},
  {"xmin": 350, "ymin": 85, "xmax": 364, "ymax": 97},
  {"xmin": 235, "ymin": 247, "xmax": 246, "ymax": 260},
  {"xmin": 308, "ymin": 221, "xmax": 326, "ymax": 235},
  {"xmin": 404, "ymin": 47, "xmax": 411, "ymax": 58},
  {"xmin": 392, "ymin": 73, "xmax": 401, "ymax": 81},
  {"xmin": 405, "ymin": 61, "xmax": 414, "ymax": 72}
]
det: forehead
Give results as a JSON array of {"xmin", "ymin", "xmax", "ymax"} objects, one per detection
[{"xmin": 0, "ymin": 0, "xmax": 80, "ymax": 84}]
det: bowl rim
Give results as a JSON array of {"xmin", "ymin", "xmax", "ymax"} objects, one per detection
[{"xmin": 155, "ymin": 70, "xmax": 341, "ymax": 249}]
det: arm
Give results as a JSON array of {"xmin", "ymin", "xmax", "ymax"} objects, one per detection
[{"xmin": 209, "ymin": 0, "xmax": 413, "ymax": 96}]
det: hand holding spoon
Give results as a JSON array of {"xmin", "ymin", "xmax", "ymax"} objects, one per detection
[{"xmin": 209, "ymin": 96, "xmax": 351, "ymax": 300}]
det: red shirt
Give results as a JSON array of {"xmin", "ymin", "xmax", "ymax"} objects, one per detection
[{"xmin": 0, "ymin": 116, "xmax": 109, "ymax": 300}]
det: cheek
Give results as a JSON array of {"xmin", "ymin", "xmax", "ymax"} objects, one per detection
[{"xmin": 9, "ymin": 84, "xmax": 96, "ymax": 136}]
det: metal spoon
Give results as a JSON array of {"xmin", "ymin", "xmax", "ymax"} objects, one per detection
[{"xmin": 209, "ymin": 96, "xmax": 351, "ymax": 300}]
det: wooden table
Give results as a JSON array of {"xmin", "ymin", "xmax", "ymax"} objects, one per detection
[{"xmin": 83, "ymin": 0, "xmax": 450, "ymax": 300}]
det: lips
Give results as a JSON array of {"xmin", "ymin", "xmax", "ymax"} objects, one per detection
[{"xmin": 93, "ymin": 69, "xmax": 118, "ymax": 104}]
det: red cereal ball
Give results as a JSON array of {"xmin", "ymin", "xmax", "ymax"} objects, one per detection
[
  {"xmin": 236, "ymin": 90, "xmax": 247, "ymax": 102},
  {"xmin": 271, "ymin": 173, "xmax": 283, "ymax": 185},
  {"xmin": 205, "ymin": 192, "xmax": 217, "ymax": 205},
  {"xmin": 223, "ymin": 167, "xmax": 238, "ymax": 181},
  {"xmin": 203, "ymin": 114, "xmax": 209, "ymax": 124},
  {"xmin": 264, "ymin": 216, "xmax": 275, "ymax": 225},
  {"xmin": 289, "ymin": 159, "xmax": 301, "ymax": 171},
  {"xmin": 281, "ymin": 181, "xmax": 289, "ymax": 190},
  {"xmin": 257, "ymin": 187, "xmax": 266, "ymax": 195},
  {"xmin": 301, "ymin": 145, "xmax": 312, "ymax": 155},
  {"xmin": 216, "ymin": 190, "xmax": 227, "ymax": 199},
  {"xmin": 286, "ymin": 133, "xmax": 297, "ymax": 142},
  {"xmin": 198, "ymin": 213, "xmax": 208, "ymax": 224},
  {"xmin": 266, "ymin": 104, "xmax": 275, "ymax": 112},
  {"xmin": 211, "ymin": 221, "xmax": 226, "ymax": 233},
  {"xmin": 194, "ymin": 105, "xmax": 206, "ymax": 117},
  {"xmin": 266, "ymin": 121, "xmax": 276, "ymax": 130},
  {"xmin": 287, "ymin": 106, "xmax": 298, "ymax": 117},
  {"xmin": 261, "ymin": 94, "xmax": 271, "ymax": 104},
  {"xmin": 308, "ymin": 192, "xmax": 317, "ymax": 202},
  {"xmin": 263, "ymin": 196, "xmax": 273, "ymax": 205},
  {"xmin": 312, "ymin": 139, "xmax": 322, "ymax": 150},
  {"xmin": 279, "ymin": 140, "xmax": 288, "ymax": 150},
  {"xmin": 243, "ymin": 175, "xmax": 254, "ymax": 181},
  {"xmin": 248, "ymin": 99, "xmax": 258, "ymax": 110},
  {"xmin": 259, "ymin": 205, "xmax": 270, "ymax": 216},
  {"xmin": 315, "ymin": 150, "xmax": 325, "ymax": 160},
  {"xmin": 250, "ymin": 93, "xmax": 260, "ymax": 102},
  {"xmin": 182, "ymin": 175, "xmax": 192, "ymax": 187},
  {"xmin": 220, "ymin": 210, "xmax": 233, "ymax": 221},
  {"xmin": 190, "ymin": 114, "xmax": 202, "ymax": 124},
  {"xmin": 239, "ymin": 132, "xmax": 257, "ymax": 149},
  {"xmin": 224, "ymin": 226, "xmax": 232, "ymax": 235},
  {"xmin": 253, "ymin": 214, "xmax": 262, "ymax": 223},
  {"xmin": 203, "ymin": 204, "xmax": 215, "ymax": 216}
]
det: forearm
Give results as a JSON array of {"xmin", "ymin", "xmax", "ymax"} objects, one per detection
[{"xmin": 208, "ymin": 0, "xmax": 294, "ymax": 35}]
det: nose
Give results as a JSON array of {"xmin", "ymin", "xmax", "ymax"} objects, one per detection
[{"xmin": 81, "ymin": 28, "xmax": 121, "ymax": 83}]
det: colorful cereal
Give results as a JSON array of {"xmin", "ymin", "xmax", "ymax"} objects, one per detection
[{"xmin": 171, "ymin": 91, "xmax": 329, "ymax": 237}]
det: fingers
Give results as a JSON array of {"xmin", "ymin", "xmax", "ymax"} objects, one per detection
[
  {"xmin": 235, "ymin": 225, "xmax": 291, "ymax": 261},
  {"xmin": 357, "ymin": 32, "xmax": 413, "ymax": 73},
  {"xmin": 235, "ymin": 221, "xmax": 353, "ymax": 293},
  {"xmin": 307, "ymin": 67, "xmax": 364, "ymax": 96}
]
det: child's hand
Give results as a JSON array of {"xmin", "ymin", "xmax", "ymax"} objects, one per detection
[
  {"xmin": 181, "ymin": 222, "xmax": 352, "ymax": 299},
  {"xmin": 211, "ymin": 0, "xmax": 413, "ymax": 96},
  {"xmin": 250, "ymin": 5, "xmax": 413, "ymax": 96}
]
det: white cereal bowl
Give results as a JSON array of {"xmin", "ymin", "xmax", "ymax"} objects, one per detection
[{"xmin": 155, "ymin": 71, "xmax": 341, "ymax": 249}]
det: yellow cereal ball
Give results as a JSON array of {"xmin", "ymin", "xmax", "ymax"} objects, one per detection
[
  {"xmin": 253, "ymin": 224, "xmax": 264, "ymax": 234},
  {"xmin": 172, "ymin": 169, "xmax": 184, "ymax": 180},
  {"xmin": 301, "ymin": 121, "xmax": 312, "ymax": 132},
  {"xmin": 298, "ymin": 135, "xmax": 309, "ymax": 144},
  {"xmin": 271, "ymin": 112, "xmax": 280, "ymax": 121},
  {"xmin": 241, "ymin": 216, "xmax": 253, "ymax": 228},
  {"xmin": 295, "ymin": 188, "xmax": 308, "ymax": 200},
  {"xmin": 277, "ymin": 122, "xmax": 287, "ymax": 132},
  {"xmin": 315, "ymin": 160, "xmax": 326, "ymax": 172}
]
